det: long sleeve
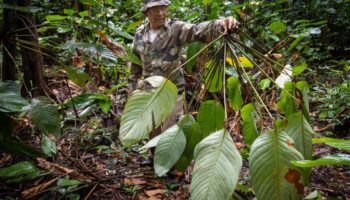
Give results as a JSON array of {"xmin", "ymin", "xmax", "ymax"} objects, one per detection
[{"xmin": 174, "ymin": 19, "xmax": 225, "ymax": 45}]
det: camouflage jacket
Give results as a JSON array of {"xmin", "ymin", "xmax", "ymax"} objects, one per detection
[{"xmin": 131, "ymin": 18, "xmax": 224, "ymax": 92}]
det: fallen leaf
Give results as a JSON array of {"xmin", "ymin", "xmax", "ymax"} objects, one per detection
[
  {"xmin": 145, "ymin": 189, "xmax": 166, "ymax": 198},
  {"xmin": 21, "ymin": 176, "xmax": 61, "ymax": 199},
  {"xmin": 235, "ymin": 142, "xmax": 245, "ymax": 149},
  {"xmin": 271, "ymin": 53, "xmax": 283, "ymax": 59},
  {"xmin": 124, "ymin": 178, "xmax": 147, "ymax": 185},
  {"xmin": 36, "ymin": 158, "xmax": 91, "ymax": 182}
]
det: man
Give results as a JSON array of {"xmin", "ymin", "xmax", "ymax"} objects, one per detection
[{"xmin": 130, "ymin": 0, "xmax": 239, "ymax": 138}]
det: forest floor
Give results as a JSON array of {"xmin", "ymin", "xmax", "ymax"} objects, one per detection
[{"xmin": 0, "ymin": 75, "xmax": 349, "ymax": 200}]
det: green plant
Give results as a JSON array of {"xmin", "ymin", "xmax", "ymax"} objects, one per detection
[
  {"xmin": 118, "ymin": 26, "xmax": 349, "ymax": 199},
  {"xmin": 0, "ymin": 81, "xmax": 61, "ymax": 157}
]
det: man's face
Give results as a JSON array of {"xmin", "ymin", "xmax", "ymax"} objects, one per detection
[{"xmin": 146, "ymin": 6, "xmax": 168, "ymax": 29}]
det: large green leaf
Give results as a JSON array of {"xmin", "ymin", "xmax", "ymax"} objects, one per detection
[
  {"xmin": 240, "ymin": 103, "xmax": 259, "ymax": 147},
  {"xmin": 197, "ymin": 100, "xmax": 224, "ymax": 138},
  {"xmin": 88, "ymin": 93, "xmax": 112, "ymax": 114},
  {"xmin": 0, "ymin": 162, "xmax": 39, "ymax": 177},
  {"xmin": 41, "ymin": 135, "xmax": 57, "ymax": 157},
  {"xmin": 190, "ymin": 129, "xmax": 242, "ymax": 200},
  {"xmin": 154, "ymin": 125, "xmax": 186, "ymax": 176},
  {"xmin": 30, "ymin": 98, "xmax": 61, "ymax": 136},
  {"xmin": 64, "ymin": 41, "xmax": 118, "ymax": 62},
  {"xmin": 65, "ymin": 67, "xmax": 91, "ymax": 88},
  {"xmin": 175, "ymin": 114, "xmax": 202, "ymax": 171},
  {"xmin": 250, "ymin": 130, "xmax": 304, "ymax": 200},
  {"xmin": 277, "ymin": 82, "xmax": 297, "ymax": 117},
  {"xmin": 186, "ymin": 42, "xmax": 203, "ymax": 72},
  {"xmin": 291, "ymin": 154, "xmax": 350, "ymax": 167},
  {"xmin": 204, "ymin": 59, "xmax": 224, "ymax": 93},
  {"xmin": 227, "ymin": 77, "xmax": 243, "ymax": 111},
  {"xmin": 119, "ymin": 76, "xmax": 178, "ymax": 147},
  {"xmin": 285, "ymin": 112, "xmax": 313, "ymax": 160},
  {"xmin": 0, "ymin": 81, "xmax": 29, "ymax": 113},
  {"xmin": 0, "ymin": 137, "xmax": 46, "ymax": 158},
  {"xmin": 313, "ymin": 137, "xmax": 350, "ymax": 151},
  {"xmin": 139, "ymin": 134, "xmax": 163, "ymax": 151}
]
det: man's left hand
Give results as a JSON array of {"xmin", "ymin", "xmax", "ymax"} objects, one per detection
[{"xmin": 221, "ymin": 16, "xmax": 239, "ymax": 34}]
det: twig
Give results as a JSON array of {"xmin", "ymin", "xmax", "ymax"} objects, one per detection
[
  {"xmin": 84, "ymin": 183, "xmax": 99, "ymax": 200},
  {"xmin": 64, "ymin": 78, "xmax": 79, "ymax": 119}
]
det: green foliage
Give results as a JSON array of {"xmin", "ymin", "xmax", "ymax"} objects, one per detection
[
  {"xmin": 295, "ymin": 81, "xmax": 311, "ymax": 122},
  {"xmin": 285, "ymin": 112, "xmax": 313, "ymax": 160},
  {"xmin": 269, "ymin": 20, "xmax": 286, "ymax": 35},
  {"xmin": 277, "ymin": 82, "xmax": 297, "ymax": 117},
  {"xmin": 64, "ymin": 92, "xmax": 113, "ymax": 117},
  {"xmin": 0, "ymin": 161, "xmax": 42, "ymax": 183},
  {"xmin": 175, "ymin": 114, "xmax": 202, "ymax": 171},
  {"xmin": 240, "ymin": 103, "xmax": 259, "ymax": 147},
  {"xmin": 292, "ymin": 63, "xmax": 308, "ymax": 77},
  {"xmin": 190, "ymin": 129, "xmax": 242, "ymax": 200},
  {"xmin": 291, "ymin": 154, "xmax": 350, "ymax": 167},
  {"xmin": 0, "ymin": 81, "xmax": 29, "ymax": 113},
  {"xmin": 0, "ymin": 162, "xmax": 39, "ymax": 177},
  {"xmin": 119, "ymin": 76, "xmax": 178, "ymax": 147},
  {"xmin": 227, "ymin": 77, "xmax": 243, "ymax": 111},
  {"xmin": 65, "ymin": 67, "xmax": 91, "ymax": 88},
  {"xmin": 0, "ymin": 138, "xmax": 46, "ymax": 158},
  {"xmin": 57, "ymin": 177, "xmax": 84, "ymax": 196},
  {"xmin": 154, "ymin": 125, "xmax": 186, "ymax": 176},
  {"xmin": 259, "ymin": 79, "xmax": 271, "ymax": 90},
  {"xmin": 313, "ymin": 79, "xmax": 350, "ymax": 124},
  {"xmin": 313, "ymin": 137, "xmax": 350, "ymax": 152},
  {"xmin": 1, "ymin": 0, "xmax": 349, "ymax": 199},
  {"xmin": 204, "ymin": 58, "xmax": 224, "ymax": 93},
  {"xmin": 197, "ymin": 100, "xmax": 224, "ymax": 138},
  {"xmin": 250, "ymin": 129, "xmax": 304, "ymax": 200},
  {"xmin": 186, "ymin": 42, "xmax": 204, "ymax": 72},
  {"xmin": 30, "ymin": 98, "xmax": 61, "ymax": 136},
  {"xmin": 41, "ymin": 135, "xmax": 57, "ymax": 157}
]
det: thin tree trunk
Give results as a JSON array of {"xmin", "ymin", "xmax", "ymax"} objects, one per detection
[
  {"xmin": 17, "ymin": 0, "xmax": 51, "ymax": 97},
  {"xmin": 1, "ymin": 0, "xmax": 18, "ymax": 81}
]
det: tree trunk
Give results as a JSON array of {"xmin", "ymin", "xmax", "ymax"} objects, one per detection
[
  {"xmin": 17, "ymin": 0, "xmax": 51, "ymax": 97},
  {"xmin": 1, "ymin": 0, "xmax": 18, "ymax": 81}
]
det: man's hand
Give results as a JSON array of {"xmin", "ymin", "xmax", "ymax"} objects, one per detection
[{"xmin": 221, "ymin": 16, "xmax": 239, "ymax": 34}]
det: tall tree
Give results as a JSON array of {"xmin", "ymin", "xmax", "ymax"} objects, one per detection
[
  {"xmin": 1, "ymin": 0, "xmax": 18, "ymax": 81},
  {"xmin": 17, "ymin": 0, "xmax": 51, "ymax": 97}
]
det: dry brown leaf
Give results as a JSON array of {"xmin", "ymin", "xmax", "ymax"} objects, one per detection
[
  {"xmin": 138, "ymin": 194, "xmax": 149, "ymax": 200},
  {"xmin": 271, "ymin": 53, "xmax": 283, "ymax": 59},
  {"xmin": 145, "ymin": 189, "xmax": 166, "ymax": 198},
  {"xmin": 21, "ymin": 176, "xmax": 60, "ymax": 199},
  {"xmin": 235, "ymin": 142, "xmax": 245, "ymax": 149},
  {"xmin": 36, "ymin": 158, "xmax": 91, "ymax": 182},
  {"xmin": 0, "ymin": 154, "xmax": 12, "ymax": 166},
  {"xmin": 124, "ymin": 178, "xmax": 147, "ymax": 185},
  {"xmin": 67, "ymin": 80, "xmax": 82, "ymax": 91}
]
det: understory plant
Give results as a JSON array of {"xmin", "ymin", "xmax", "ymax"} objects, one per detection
[{"xmin": 118, "ymin": 30, "xmax": 350, "ymax": 200}]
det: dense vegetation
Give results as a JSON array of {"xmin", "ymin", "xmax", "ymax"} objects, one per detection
[{"xmin": 0, "ymin": 0, "xmax": 349, "ymax": 199}]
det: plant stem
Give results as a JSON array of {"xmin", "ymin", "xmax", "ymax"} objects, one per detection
[{"xmin": 228, "ymin": 42, "xmax": 275, "ymax": 121}]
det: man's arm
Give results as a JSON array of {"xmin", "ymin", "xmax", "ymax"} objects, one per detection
[{"xmin": 175, "ymin": 17, "xmax": 239, "ymax": 45}]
